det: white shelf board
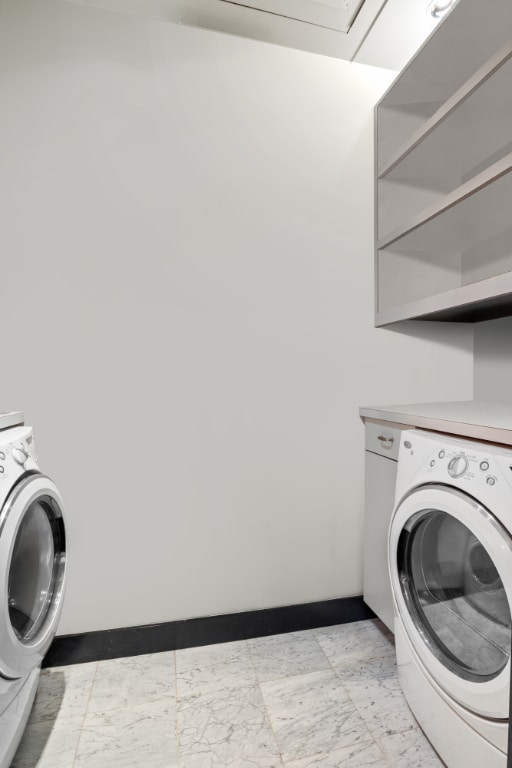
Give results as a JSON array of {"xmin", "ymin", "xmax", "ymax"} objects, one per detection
[
  {"xmin": 378, "ymin": 39, "xmax": 512, "ymax": 180},
  {"xmin": 377, "ymin": 153, "xmax": 512, "ymax": 252},
  {"xmin": 376, "ymin": 268, "xmax": 512, "ymax": 326},
  {"xmin": 377, "ymin": 0, "xmax": 512, "ymax": 110}
]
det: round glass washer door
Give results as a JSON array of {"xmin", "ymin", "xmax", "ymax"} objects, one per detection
[
  {"xmin": 0, "ymin": 475, "xmax": 66, "ymax": 679},
  {"xmin": 389, "ymin": 483, "xmax": 512, "ymax": 719}
]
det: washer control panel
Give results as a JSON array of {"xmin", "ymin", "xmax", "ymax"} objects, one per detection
[
  {"xmin": 400, "ymin": 432, "xmax": 511, "ymax": 490},
  {"xmin": 0, "ymin": 428, "xmax": 37, "ymax": 480}
]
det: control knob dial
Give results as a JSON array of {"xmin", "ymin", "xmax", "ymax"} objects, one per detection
[
  {"xmin": 12, "ymin": 447, "xmax": 29, "ymax": 466},
  {"xmin": 447, "ymin": 454, "xmax": 468, "ymax": 478}
]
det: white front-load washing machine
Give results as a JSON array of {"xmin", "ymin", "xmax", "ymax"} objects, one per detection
[
  {"xmin": 0, "ymin": 413, "xmax": 66, "ymax": 768},
  {"xmin": 389, "ymin": 429, "xmax": 512, "ymax": 768}
]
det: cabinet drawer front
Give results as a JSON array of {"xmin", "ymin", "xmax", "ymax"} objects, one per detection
[{"xmin": 365, "ymin": 421, "xmax": 404, "ymax": 460}]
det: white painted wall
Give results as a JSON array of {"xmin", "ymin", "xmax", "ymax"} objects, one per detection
[
  {"xmin": 474, "ymin": 318, "xmax": 512, "ymax": 402},
  {"xmin": 0, "ymin": 0, "xmax": 474, "ymax": 635}
]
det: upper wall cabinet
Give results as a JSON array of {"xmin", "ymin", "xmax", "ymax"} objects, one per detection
[{"xmin": 375, "ymin": 0, "xmax": 512, "ymax": 326}]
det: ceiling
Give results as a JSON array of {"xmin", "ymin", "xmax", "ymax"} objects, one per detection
[
  {"xmin": 178, "ymin": 0, "xmax": 389, "ymax": 60},
  {"xmin": 66, "ymin": 0, "xmax": 447, "ymax": 71}
]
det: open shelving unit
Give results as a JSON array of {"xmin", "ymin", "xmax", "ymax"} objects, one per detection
[{"xmin": 374, "ymin": 0, "xmax": 512, "ymax": 326}]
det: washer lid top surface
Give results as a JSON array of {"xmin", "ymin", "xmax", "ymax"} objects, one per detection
[{"xmin": 390, "ymin": 483, "xmax": 512, "ymax": 719}]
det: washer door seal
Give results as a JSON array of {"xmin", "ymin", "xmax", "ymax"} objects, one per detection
[{"xmin": 0, "ymin": 475, "xmax": 66, "ymax": 679}]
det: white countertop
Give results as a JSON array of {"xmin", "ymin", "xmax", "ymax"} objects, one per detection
[{"xmin": 359, "ymin": 401, "xmax": 512, "ymax": 446}]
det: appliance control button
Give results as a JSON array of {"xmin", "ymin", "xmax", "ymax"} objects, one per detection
[
  {"xmin": 0, "ymin": 452, "xmax": 5, "ymax": 461},
  {"xmin": 486, "ymin": 476, "xmax": 497, "ymax": 486},
  {"xmin": 448, "ymin": 454, "xmax": 469, "ymax": 478},
  {"xmin": 480, "ymin": 461, "xmax": 490, "ymax": 471},
  {"xmin": 12, "ymin": 447, "xmax": 28, "ymax": 466},
  {"xmin": 430, "ymin": 460, "xmax": 435, "ymax": 467},
  {"xmin": 438, "ymin": 450, "xmax": 445, "ymax": 458},
  {"xmin": 404, "ymin": 440, "xmax": 412, "ymax": 449},
  {"xmin": 0, "ymin": 466, "xmax": 5, "ymax": 474}
]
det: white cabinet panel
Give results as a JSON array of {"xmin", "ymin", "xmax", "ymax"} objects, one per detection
[{"xmin": 363, "ymin": 446, "xmax": 398, "ymax": 630}]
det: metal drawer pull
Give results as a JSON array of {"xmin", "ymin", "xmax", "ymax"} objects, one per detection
[{"xmin": 377, "ymin": 435, "xmax": 394, "ymax": 444}]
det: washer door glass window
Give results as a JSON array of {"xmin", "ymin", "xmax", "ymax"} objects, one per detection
[
  {"xmin": 399, "ymin": 509, "xmax": 511, "ymax": 682},
  {"xmin": 8, "ymin": 494, "xmax": 65, "ymax": 644}
]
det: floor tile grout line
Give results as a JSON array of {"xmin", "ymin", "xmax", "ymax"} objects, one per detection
[
  {"xmin": 71, "ymin": 653, "xmax": 180, "ymax": 768},
  {"xmin": 70, "ymin": 659, "xmax": 99, "ymax": 768},
  {"xmin": 313, "ymin": 623, "xmax": 390, "ymax": 745},
  {"xmin": 180, "ymin": 637, "xmax": 284, "ymax": 765},
  {"xmin": 334, "ymin": 662, "xmax": 420, "ymax": 745},
  {"xmin": 27, "ymin": 662, "xmax": 96, "ymax": 728},
  {"xmin": 254, "ymin": 629, "xmax": 383, "ymax": 767},
  {"xmin": 175, "ymin": 626, "xmax": 382, "ymax": 695},
  {"xmin": 71, "ymin": 650, "xmax": 178, "ymax": 716},
  {"xmin": 249, "ymin": 631, "xmax": 332, "ymax": 689},
  {"xmin": 311, "ymin": 624, "xmax": 422, "ymax": 748},
  {"xmin": 334, "ymin": 674, "xmax": 393, "ymax": 751},
  {"xmin": 174, "ymin": 650, "xmax": 185, "ymax": 768},
  {"xmin": 176, "ymin": 638, "xmax": 257, "ymax": 701},
  {"xmin": 316, "ymin": 628, "xmax": 344, "ymax": 680},
  {"xmin": 375, "ymin": 732, "xmax": 412, "ymax": 768},
  {"xmin": 377, "ymin": 728, "xmax": 446, "ymax": 767},
  {"xmin": 255, "ymin": 675, "xmax": 286, "ymax": 767},
  {"xmin": 175, "ymin": 667, "xmax": 344, "ymax": 702},
  {"xmin": 336, "ymin": 653, "xmax": 420, "ymax": 767},
  {"xmin": 258, "ymin": 666, "xmax": 380, "ymax": 768},
  {"xmin": 179, "ymin": 637, "xmax": 285, "ymax": 767}
]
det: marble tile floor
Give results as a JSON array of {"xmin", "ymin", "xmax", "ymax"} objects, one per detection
[{"xmin": 11, "ymin": 619, "xmax": 445, "ymax": 767}]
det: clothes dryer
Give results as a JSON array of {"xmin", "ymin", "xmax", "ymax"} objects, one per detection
[
  {"xmin": 389, "ymin": 429, "xmax": 512, "ymax": 768},
  {"xmin": 0, "ymin": 417, "xmax": 66, "ymax": 768}
]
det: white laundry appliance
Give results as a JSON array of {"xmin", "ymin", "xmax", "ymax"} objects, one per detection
[
  {"xmin": 0, "ymin": 412, "xmax": 66, "ymax": 768},
  {"xmin": 388, "ymin": 429, "xmax": 512, "ymax": 768}
]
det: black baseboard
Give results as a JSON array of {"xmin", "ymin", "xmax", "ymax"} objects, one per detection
[{"xmin": 43, "ymin": 595, "xmax": 375, "ymax": 668}]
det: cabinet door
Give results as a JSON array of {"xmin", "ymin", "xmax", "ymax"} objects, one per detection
[{"xmin": 363, "ymin": 450, "xmax": 397, "ymax": 631}]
